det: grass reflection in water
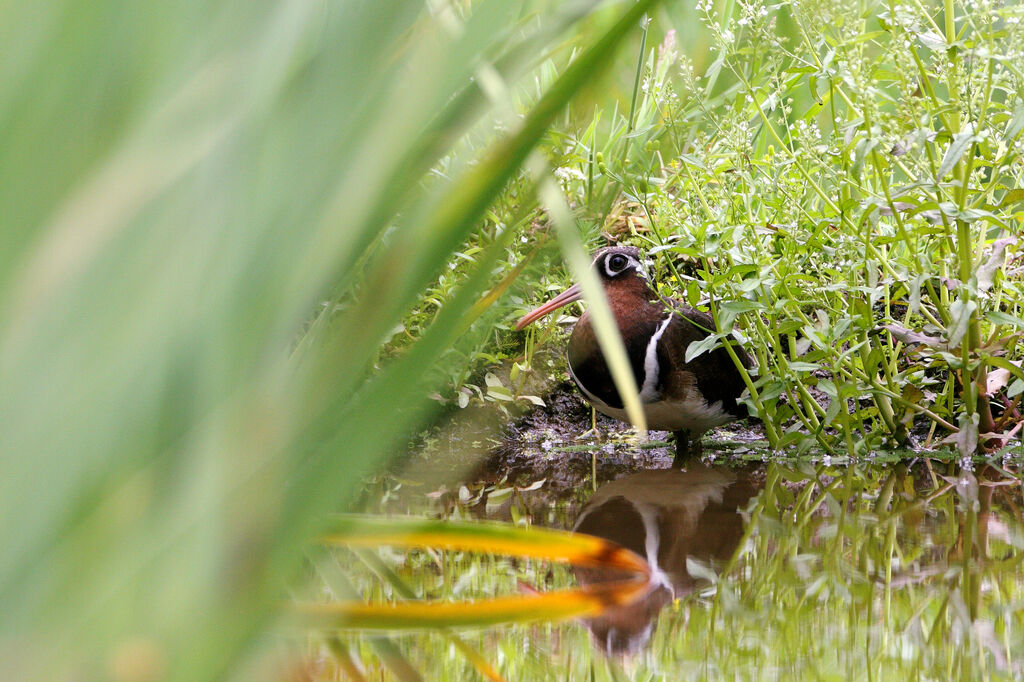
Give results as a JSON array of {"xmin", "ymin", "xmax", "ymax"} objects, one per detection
[{"xmin": 318, "ymin": 457, "xmax": 1023, "ymax": 680}]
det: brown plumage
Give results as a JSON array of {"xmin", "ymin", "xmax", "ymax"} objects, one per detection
[{"xmin": 516, "ymin": 246, "xmax": 751, "ymax": 459}]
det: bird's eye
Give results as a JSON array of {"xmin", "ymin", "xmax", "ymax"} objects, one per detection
[{"xmin": 607, "ymin": 254, "xmax": 628, "ymax": 272}]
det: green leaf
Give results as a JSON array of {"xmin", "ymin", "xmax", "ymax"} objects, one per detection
[
  {"xmin": 986, "ymin": 356, "xmax": 1024, "ymax": 383},
  {"xmin": 786, "ymin": 361, "xmax": 821, "ymax": 372},
  {"xmin": 936, "ymin": 124, "xmax": 978, "ymax": 179},
  {"xmin": 1009, "ymin": 378, "xmax": 1024, "ymax": 398},
  {"xmin": 947, "ymin": 298, "xmax": 978, "ymax": 349},
  {"xmin": 882, "ymin": 324, "xmax": 946, "ymax": 348},
  {"xmin": 1004, "ymin": 102, "xmax": 1024, "ymax": 141},
  {"xmin": 487, "ymin": 385, "xmax": 514, "ymax": 400},
  {"xmin": 817, "ymin": 378, "xmax": 838, "ymax": 399},
  {"xmin": 720, "ymin": 299, "xmax": 766, "ymax": 313},
  {"xmin": 998, "ymin": 188, "xmax": 1024, "ymax": 207},
  {"xmin": 685, "ymin": 334, "xmax": 723, "ymax": 363},
  {"xmin": 954, "ymin": 413, "xmax": 980, "ymax": 457},
  {"xmin": 986, "ymin": 310, "xmax": 1024, "ymax": 328},
  {"xmin": 0, "ymin": 1, "xmax": 666, "ymax": 676}
]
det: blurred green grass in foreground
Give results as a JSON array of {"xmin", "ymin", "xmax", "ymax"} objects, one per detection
[{"xmin": 0, "ymin": 1, "xmax": 657, "ymax": 678}]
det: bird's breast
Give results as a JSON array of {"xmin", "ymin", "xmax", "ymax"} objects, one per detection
[
  {"xmin": 566, "ymin": 307, "xmax": 738, "ymax": 431},
  {"xmin": 567, "ymin": 310, "xmax": 657, "ymax": 411}
]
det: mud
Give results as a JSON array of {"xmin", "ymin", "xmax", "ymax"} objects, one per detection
[
  {"xmin": 389, "ymin": 366, "xmax": 767, "ymax": 515},
  {"xmin": 466, "ymin": 381, "xmax": 766, "ymax": 491}
]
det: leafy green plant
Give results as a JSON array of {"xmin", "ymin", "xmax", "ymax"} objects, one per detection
[{"xmin": 511, "ymin": 0, "xmax": 1024, "ymax": 457}]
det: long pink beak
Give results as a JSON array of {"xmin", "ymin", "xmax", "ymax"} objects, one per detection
[{"xmin": 515, "ymin": 284, "xmax": 583, "ymax": 330}]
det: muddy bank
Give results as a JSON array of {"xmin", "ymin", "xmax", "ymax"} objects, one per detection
[
  {"xmin": 390, "ymin": 365, "xmax": 767, "ymax": 511},
  {"xmin": 467, "ymin": 381, "xmax": 766, "ymax": 491}
]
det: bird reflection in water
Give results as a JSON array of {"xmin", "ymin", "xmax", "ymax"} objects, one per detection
[{"xmin": 573, "ymin": 464, "xmax": 760, "ymax": 655}]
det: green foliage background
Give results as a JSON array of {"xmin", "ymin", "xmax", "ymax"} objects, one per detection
[{"xmin": 428, "ymin": 0, "xmax": 1024, "ymax": 459}]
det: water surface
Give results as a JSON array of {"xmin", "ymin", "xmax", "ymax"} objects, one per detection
[{"xmin": 323, "ymin": 432, "xmax": 1024, "ymax": 681}]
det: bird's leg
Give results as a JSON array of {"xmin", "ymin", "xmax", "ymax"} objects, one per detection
[
  {"xmin": 578, "ymin": 406, "xmax": 602, "ymax": 441},
  {"xmin": 673, "ymin": 429, "xmax": 703, "ymax": 465}
]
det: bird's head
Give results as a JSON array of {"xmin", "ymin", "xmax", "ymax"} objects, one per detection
[{"xmin": 514, "ymin": 246, "xmax": 653, "ymax": 330}]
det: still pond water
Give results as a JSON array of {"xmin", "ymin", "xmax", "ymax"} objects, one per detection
[{"xmin": 320, "ymin": 414, "xmax": 1024, "ymax": 681}]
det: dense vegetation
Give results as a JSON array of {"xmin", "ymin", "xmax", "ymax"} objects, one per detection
[
  {"xmin": 411, "ymin": 0, "xmax": 1024, "ymax": 460},
  {"xmin": 1, "ymin": 0, "xmax": 1021, "ymax": 679}
]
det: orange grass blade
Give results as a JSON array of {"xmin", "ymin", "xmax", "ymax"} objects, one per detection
[
  {"xmin": 297, "ymin": 577, "xmax": 650, "ymax": 631},
  {"xmin": 321, "ymin": 514, "xmax": 649, "ymax": 574}
]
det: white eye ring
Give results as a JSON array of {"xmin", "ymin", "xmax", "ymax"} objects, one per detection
[{"xmin": 605, "ymin": 253, "xmax": 630, "ymax": 276}]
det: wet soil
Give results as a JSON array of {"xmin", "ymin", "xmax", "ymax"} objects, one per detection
[
  {"xmin": 388, "ymin": 360, "xmax": 767, "ymax": 518},
  {"xmin": 465, "ymin": 381, "xmax": 766, "ymax": 491}
]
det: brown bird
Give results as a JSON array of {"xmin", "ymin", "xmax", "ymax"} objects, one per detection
[{"xmin": 516, "ymin": 246, "xmax": 751, "ymax": 459}]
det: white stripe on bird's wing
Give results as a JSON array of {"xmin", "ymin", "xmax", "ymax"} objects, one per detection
[{"xmin": 639, "ymin": 314, "xmax": 674, "ymax": 402}]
